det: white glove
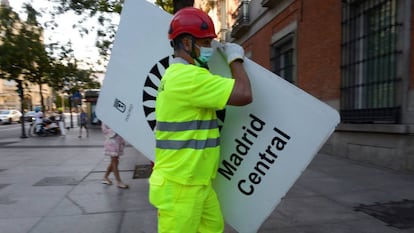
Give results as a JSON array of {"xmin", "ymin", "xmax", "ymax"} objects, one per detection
[{"xmin": 223, "ymin": 42, "xmax": 244, "ymax": 64}]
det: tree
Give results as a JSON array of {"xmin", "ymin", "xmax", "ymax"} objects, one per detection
[
  {"xmin": 172, "ymin": 0, "xmax": 194, "ymax": 13},
  {"xmin": 0, "ymin": 5, "xmax": 35, "ymax": 138},
  {"xmin": 1, "ymin": 3, "xmax": 101, "ymax": 110},
  {"xmin": 156, "ymin": 0, "xmax": 194, "ymax": 13},
  {"xmin": 45, "ymin": 0, "xmax": 193, "ymax": 64},
  {"xmin": 18, "ymin": 4, "xmax": 54, "ymax": 111},
  {"xmin": 47, "ymin": 41, "xmax": 100, "ymax": 93},
  {"xmin": 2, "ymin": 0, "xmax": 191, "ymax": 103},
  {"xmin": 44, "ymin": 0, "xmax": 124, "ymax": 63},
  {"xmin": 0, "ymin": 4, "xmax": 51, "ymax": 110},
  {"xmin": 155, "ymin": 0, "xmax": 174, "ymax": 13},
  {"xmin": 0, "ymin": 6, "xmax": 27, "ymax": 81}
]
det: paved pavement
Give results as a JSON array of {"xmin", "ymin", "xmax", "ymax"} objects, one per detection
[{"xmin": 0, "ymin": 126, "xmax": 413, "ymax": 233}]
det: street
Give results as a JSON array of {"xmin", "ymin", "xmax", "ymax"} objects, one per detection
[
  {"xmin": 0, "ymin": 125, "xmax": 413, "ymax": 232},
  {"xmin": 0, "ymin": 123, "xmax": 29, "ymax": 141},
  {"xmin": 0, "ymin": 113, "xmax": 79, "ymax": 141},
  {"xmin": 0, "ymin": 126, "xmax": 157, "ymax": 233}
]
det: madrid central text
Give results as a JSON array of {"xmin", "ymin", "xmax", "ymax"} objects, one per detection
[{"xmin": 217, "ymin": 113, "xmax": 291, "ymax": 196}]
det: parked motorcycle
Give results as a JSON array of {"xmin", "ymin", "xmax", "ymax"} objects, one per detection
[{"xmin": 28, "ymin": 117, "xmax": 61, "ymax": 137}]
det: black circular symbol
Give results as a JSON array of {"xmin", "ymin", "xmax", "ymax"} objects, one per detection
[{"xmin": 142, "ymin": 56, "xmax": 226, "ymax": 132}]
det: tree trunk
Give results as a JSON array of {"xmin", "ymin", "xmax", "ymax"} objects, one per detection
[
  {"xmin": 38, "ymin": 83, "xmax": 45, "ymax": 112},
  {"xmin": 173, "ymin": 0, "xmax": 194, "ymax": 13}
]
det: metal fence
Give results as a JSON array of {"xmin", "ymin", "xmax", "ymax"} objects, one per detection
[{"xmin": 340, "ymin": 0, "xmax": 402, "ymax": 123}]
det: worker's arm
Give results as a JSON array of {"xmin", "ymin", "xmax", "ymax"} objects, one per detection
[
  {"xmin": 222, "ymin": 43, "xmax": 253, "ymax": 106},
  {"xmin": 227, "ymin": 60, "xmax": 252, "ymax": 106}
]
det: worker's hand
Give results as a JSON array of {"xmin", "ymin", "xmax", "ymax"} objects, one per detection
[{"xmin": 223, "ymin": 43, "xmax": 244, "ymax": 64}]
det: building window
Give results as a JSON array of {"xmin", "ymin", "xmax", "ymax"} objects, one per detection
[
  {"xmin": 270, "ymin": 33, "xmax": 295, "ymax": 84},
  {"xmin": 341, "ymin": 0, "xmax": 402, "ymax": 123}
]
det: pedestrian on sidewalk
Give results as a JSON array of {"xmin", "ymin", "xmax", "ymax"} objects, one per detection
[
  {"xmin": 34, "ymin": 107, "xmax": 44, "ymax": 134},
  {"xmin": 101, "ymin": 123, "xmax": 129, "ymax": 189},
  {"xmin": 149, "ymin": 7, "xmax": 252, "ymax": 233},
  {"xmin": 57, "ymin": 110, "xmax": 66, "ymax": 136},
  {"xmin": 78, "ymin": 109, "xmax": 89, "ymax": 138}
]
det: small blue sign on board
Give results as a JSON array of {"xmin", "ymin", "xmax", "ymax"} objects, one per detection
[
  {"xmin": 72, "ymin": 91, "xmax": 82, "ymax": 105},
  {"xmin": 72, "ymin": 91, "xmax": 81, "ymax": 99}
]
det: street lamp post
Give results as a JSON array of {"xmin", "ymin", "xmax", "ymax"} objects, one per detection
[
  {"xmin": 69, "ymin": 96, "xmax": 74, "ymax": 128},
  {"xmin": 19, "ymin": 96, "xmax": 28, "ymax": 138},
  {"xmin": 61, "ymin": 93, "xmax": 65, "ymax": 112},
  {"xmin": 63, "ymin": 83, "xmax": 74, "ymax": 129},
  {"xmin": 16, "ymin": 80, "xmax": 27, "ymax": 139}
]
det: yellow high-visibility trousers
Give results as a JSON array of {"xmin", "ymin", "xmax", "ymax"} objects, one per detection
[{"xmin": 149, "ymin": 171, "xmax": 224, "ymax": 233}]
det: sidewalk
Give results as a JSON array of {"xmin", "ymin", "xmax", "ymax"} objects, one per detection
[{"xmin": 0, "ymin": 126, "xmax": 413, "ymax": 233}]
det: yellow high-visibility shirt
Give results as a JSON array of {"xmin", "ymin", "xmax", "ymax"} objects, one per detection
[{"xmin": 155, "ymin": 63, "xmax": 235, "ymax": 185}]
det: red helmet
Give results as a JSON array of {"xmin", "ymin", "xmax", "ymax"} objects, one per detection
[{"xmin": 168, "ymin": 7, "xmax": 217, "ymax": 40}]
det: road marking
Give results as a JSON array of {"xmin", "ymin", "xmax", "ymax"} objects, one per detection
[{"xmin": 0, "ymin": 124, "xmax": 30, "ymax": 131}]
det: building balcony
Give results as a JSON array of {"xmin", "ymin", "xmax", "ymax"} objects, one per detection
[{"xmin": 231, "ymin": 0, "xmax": 251, "ymax": 39}]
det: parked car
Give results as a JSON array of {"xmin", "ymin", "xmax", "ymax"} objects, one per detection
[
  {"xmin": 0, "ymin": 109, "xmax": 22, "ymax": 124},
  {"xmin": 24, "ymin": 111, "xmax": 36, "ymax": 122}
]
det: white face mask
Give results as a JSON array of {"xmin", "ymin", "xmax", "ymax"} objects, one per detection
[{"xmin": 196, "ymin": 45, "xmax": 214, "ymax": 64}]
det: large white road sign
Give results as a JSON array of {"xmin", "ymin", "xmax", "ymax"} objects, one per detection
[{"xmin": 96, "ymin": 1, "xmax": 340, "ymax": 232}]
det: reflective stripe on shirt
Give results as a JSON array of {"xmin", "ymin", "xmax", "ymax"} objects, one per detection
[
  {"xmin": 156, "ymin": 119, "xmax": 219, "ymax": 150},
  {"xmin": 157, "ymin": 119, "xmax": 218, "ymax": 131},
  {"xmin": 156, "ymin": 138, "xmax": 220, "ymax": 150}
]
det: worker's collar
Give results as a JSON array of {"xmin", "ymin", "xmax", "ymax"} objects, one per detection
[{"xmin": 172, "ymin": 57, "xmax": 189, "ymax": 65}]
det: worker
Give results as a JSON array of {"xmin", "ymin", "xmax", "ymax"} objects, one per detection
[{"xmin": 149, "ymin": 7, "xmax": 253, "ymax": 233}]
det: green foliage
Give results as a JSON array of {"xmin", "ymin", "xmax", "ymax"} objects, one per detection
[
  {"xmin": 0, "ymin": 4, "xmax": 101, "ymax": 110},
  {"xmin": 155, "ymin": 0, "xmax": 174, "ymax": 14},
  {"xmin": 52, "ymin": 0, "xmax": 124, "ymax": 15},
  {"xmin": 46, "ymin": 0, "xmax": 179, "ymax": 61},
  {"xmin": 46, "ymin": 0, "xmax": 124, "ymax": 62},
  {"xmin": 0, "ymin": 5, "xmax": 48, "ymax": 84},
  {"xmin": 0, "ymin": 7, "xmax": 26, "ymax": 80},
  {"xmin": 1, "ymin": 0, "xmax": 188, "ymax": 100}
]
